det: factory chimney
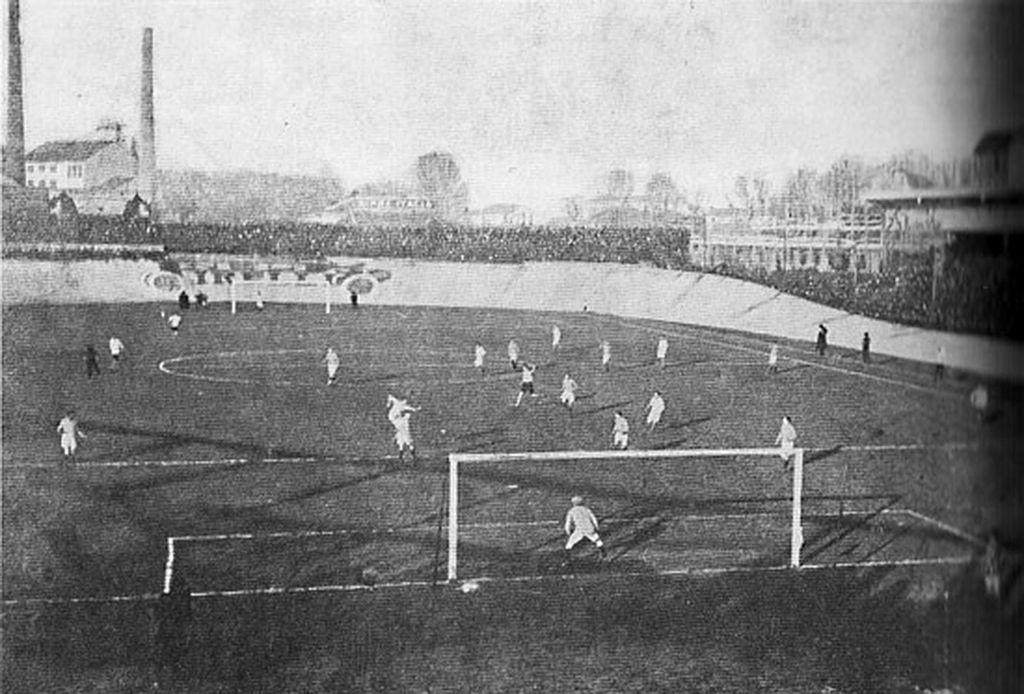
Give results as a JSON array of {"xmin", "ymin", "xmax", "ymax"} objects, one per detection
[
  {"xmin": 138, "ymin": 27, "xmax": 156, "ymax": 206},
  {"xmin": 5, "ymin": 0, "xmax": 26, "ymax": 185}
]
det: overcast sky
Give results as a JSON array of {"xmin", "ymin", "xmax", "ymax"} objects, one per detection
[{"xmin": 11, "ymin": 0, "xmax": 1023, "ymax": 212}]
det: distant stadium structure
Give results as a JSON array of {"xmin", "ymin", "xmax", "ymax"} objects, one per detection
[{"xmin": 303, "ymin": 191, "xmax": 437, "ymax": 227}]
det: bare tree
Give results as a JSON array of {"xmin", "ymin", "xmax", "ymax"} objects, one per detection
[{"xmin": 415, "ymin": 151, "xmax": 468, "ymax": 222}]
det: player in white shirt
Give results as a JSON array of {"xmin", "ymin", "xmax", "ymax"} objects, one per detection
[
  {"xmin": 552, "ymin": 325, "xmax": 562, "ymax": 352},
  {"xmin": 612, "ymin": 411, "xmax": 629, "ymax": 449},
  {"xmin": 108, "ymin": 336, "xmax": 125, "ymax": 371},
  {"xmin": 514, "ymin": 363, "xmax": 538, "ymax": 407},
  {"xmin": 656, "ymin": 337, "xmax": 668, "ymax": 368},
  {"xmin": 386, "ymin": 395, "xmax": 420, "ymax": 462},
  {"xmin": 474, "ymin": 343, "xmax": 487, "ymax": 376},
  {"xmin": 645, "ymin": 391, "xmax": 665, "ymax": 431},
  {"xmin": 767, "ymin": 344, "xmax": 779, "ymax": 375},
  {"xmin": 775, "ymin": 416, "xmax": 797, "ymax": 468},
  {"xmin": 255, "ymin": 290, "xmax": 265, "ymax": 311},
  {"xmin": 564, "ymin": 496, "xmax": 606, "ymax": 564},
  {"xmin": 167, "ymin": 312, "xmax": 182, "ymax": 336},
  {"xmin": 323, "ymin": 347, "xmax": 340, "ymax": 385},
  {"xmin": 57, "ymin": 412, "xmax": 84, "ymax": 460},
  {"xmin": 599, "ymin": 340, "xmax": 611, "ymax": 372},
  {"xmin": 559, "ymin": 373, "xmax": 578, "ymax": 410},
  {"xmin": 508, "ymin": 339, "xmax": 520, "ymax": 371}
]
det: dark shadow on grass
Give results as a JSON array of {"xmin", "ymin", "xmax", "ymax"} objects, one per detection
[{"xmin": 582, "ymin": 400, "xmax": 633, "ymax": 415}]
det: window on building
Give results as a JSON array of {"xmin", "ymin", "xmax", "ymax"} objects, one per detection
[
  {"xmin": 50, "ymin": 164, "xmax": 58, "ymax": 172},
  {"xmin": 26, "ymin": 165, "xmax": 33, "ymax": 172},
  {"xmin": 50, "ymin": 180, "xmax": 57, "ymax": 188},
  {"xmin": 68, "ymin": 164, "xmax": 82, "ymax": 178}
]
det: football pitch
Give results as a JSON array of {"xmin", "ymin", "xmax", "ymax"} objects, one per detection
[{"xmin": 3, "ymin": 301, "xmax": 1022, "ymax": 691}]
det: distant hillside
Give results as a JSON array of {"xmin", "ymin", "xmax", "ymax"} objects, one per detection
[{"xmin": 157, "ymin": 170, "xmax": 346, "ymax": 224}]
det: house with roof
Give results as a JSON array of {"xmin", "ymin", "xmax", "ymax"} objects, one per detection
[{"xmin": 24, "ymin": 124, "xmax": 136, "ymax": 195}]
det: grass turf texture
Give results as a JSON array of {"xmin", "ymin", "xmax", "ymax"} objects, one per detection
[{"xmin": 3, "ymin": 301, "xmax": 1022, "ymax": 691}]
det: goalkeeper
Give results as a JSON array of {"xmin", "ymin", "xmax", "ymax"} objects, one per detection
[{"xmin": 564, "ymin": 496, "xmax": 607, "ymax": 563}]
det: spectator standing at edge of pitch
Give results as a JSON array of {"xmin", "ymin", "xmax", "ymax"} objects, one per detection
[
  {"xmin": 816, "ymin": 324, "xmax": 828, "ymax": 357},
  {"xmin": 775, "ymin": 416, "xmax": 797, "ymax": 470},
  {"xmin": 564, "ymin": 495, "xmax": 607, "ymax": 567},
  {"xmin": 656, "ymin": 336, "xmax": 669, "ymax": 368},
  {"xmin": 934, "ymin": 345, "xmax": 946, "ymax": 383}
]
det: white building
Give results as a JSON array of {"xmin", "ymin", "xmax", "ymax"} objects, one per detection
[{"xmin": 24, "ymin": 124, "xmax": 136, "ymax": 196}]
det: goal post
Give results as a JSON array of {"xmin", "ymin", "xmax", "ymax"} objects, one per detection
[{"xmin": 447, "ymin": 447, "xmax": 805, "ymax": 582}]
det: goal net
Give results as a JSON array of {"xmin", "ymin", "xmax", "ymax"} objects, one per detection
[{"xmin": 446, "ymin": 447, "xmax": 806, "ymax": 582}]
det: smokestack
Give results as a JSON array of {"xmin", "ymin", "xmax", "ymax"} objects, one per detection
[
  {"xmin": 5, "ymin": 0, "xmax": 26, "ymax": 185},
  {"xmin": 138, "ymin": 27, "xmax": 156, "ymax": 205}
]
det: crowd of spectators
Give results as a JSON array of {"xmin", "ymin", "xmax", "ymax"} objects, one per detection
[
  {"xmin": 712, "ymin": 250, "xmax": 1023, "ymax": 340},
  {"xmin": 4, "ymin": 214, "xmax": 1020, "ymax": 339}
]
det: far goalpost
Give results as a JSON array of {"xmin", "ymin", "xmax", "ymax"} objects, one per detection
[{"xmin": 446, "ymin": 447, "xmax": 805, "ymax": 582}]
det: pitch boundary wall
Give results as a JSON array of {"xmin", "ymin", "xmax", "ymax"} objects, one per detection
[{"xmin": 3, "ymin": 256, "xmax": 1022, "ymax": 382}]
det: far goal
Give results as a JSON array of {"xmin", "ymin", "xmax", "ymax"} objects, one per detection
[{"xmin": 446, "ymin": 447, "xmax": 806, "ymax": 582}]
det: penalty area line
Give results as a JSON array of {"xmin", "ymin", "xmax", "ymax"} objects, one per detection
[{"xmin": 2, "ymin": 555, "xmax": 975, "ymax": 607}]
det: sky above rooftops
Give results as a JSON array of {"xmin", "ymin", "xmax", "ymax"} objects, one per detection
[{"xmin": 11, "ymin": 1, "xmax": 1023, "ymax": 215}]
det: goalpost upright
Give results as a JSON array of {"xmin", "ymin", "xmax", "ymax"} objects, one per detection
[{"xmin": 447, "ymin": 447, "xmax": 805, "ymax": 582}]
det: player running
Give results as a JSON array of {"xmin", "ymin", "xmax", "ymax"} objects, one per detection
[
  {"xmin": 612, "ymin": 411, "xmax": 629, "ymax": 449},
  {"xmin": 552, "ymin": 325, "xmax": 562, "ymax": 352},
  {"xmin": 656, "ymin": 337, "xmax": 668, "ymax": 368},
  {"xmin": 599, "ymin": 340, "xmax": 612, "ymax": 371},
  {"xmin": 645, "ymin": 391, "xmax": 665, "ymax": 432},
  {"xmin": 474, "ymin": 343, "xmax": 487, "ymax": 376},
  {"xmin": 57, "ymin": 412, "xmax": 84, "ymax": 461},
  {"xmin": 167, "ymin": 312, "xmax": 182, "ymax": 336},
  {"xmin": 564, "ymin": 496, "xmax": 607, "ymax": 566},
  {"xmin": 970, "ymin": 384, "xmax": 990, "ymax": 421},
  {"xmin": 323, "ymin": 347, "xmax": 340, "ymax": 385},
  {"xmin": 514, "ymin": 363, "xmax": 538, "ymax": 407},
  {"xmin": 775, "ymin": 416, "xmax": 797, "ymax": 469},
  {"xmin": 559, "ymin": 373, "xmax": 579, "ymax": 411},
  {"xmin": 508, "ymin": 339, "xmax": 520, "ymax": 371},
  {"xmin": 767, "ymin": 344, "xmax": 779, "ymax": 375}
]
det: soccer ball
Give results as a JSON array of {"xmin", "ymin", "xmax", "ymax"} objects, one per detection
[
  {"xmin": 440, "ymin": 428, "xmax": 447, "ymax": 435},
  {"xmin": 459, "ymin": 580, "xmax": 480, "ymax": 594}
]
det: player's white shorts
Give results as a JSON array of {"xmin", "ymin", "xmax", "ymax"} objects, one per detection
[
  {"xmin": 560, "ymin": 391, "xmax": 575, "ymax": 407},
  {"xmin": 327, "ymin": 364, "xmax": 339, "ymax": 379},
  {"xmin": 474, "ymin": 356, "xmax": 484, "ymax": 368},
  {"xmin": 566, "ymin": 530, "xmax": 600, "ymax": 550},
  {"xmin": 646, "ymin": 411, "xmax": 662, "ymax": 426},
  {"xmin": 614, "ymin": 432, "xmax": 628, "ymax": 449},
  {"xmin": 61, "ymin": 434, "xmax": 77, "ymax": 455},
  {"xmin": 779, "ymin": 439, "xmax": 794, "ymax": 460},
  {"xmin": 395, "ymin": 428, "xmax": 413, "ymax": 449}
]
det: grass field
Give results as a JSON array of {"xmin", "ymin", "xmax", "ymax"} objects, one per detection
[{"xmin": 3, "ymin": 300, "xmax": 1022, "ymax": 692}]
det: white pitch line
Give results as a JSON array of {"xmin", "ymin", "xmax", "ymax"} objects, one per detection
[
  {"xmin": 3, "ymin": 554, "xmax": 974, "ymax": 607},
  {"xmin": 3, "ymin": 439, "xmax": 1004, "ymax": 471},
  {"xmin": 898, "ymin": 509, "xmax": 986, "ymax": 548},
  {"xmin": 597, "ymin": 314, "xmax": 964, "ymax": 398}
]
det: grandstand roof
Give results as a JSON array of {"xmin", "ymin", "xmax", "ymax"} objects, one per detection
[{"xmin": 26, "ymin": 140, "xmax": 116, "ymax": 162}]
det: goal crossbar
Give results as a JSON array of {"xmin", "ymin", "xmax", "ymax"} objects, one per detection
[{"xmin": 447, "ymin": 447, "xmax": 805, "ymax": 582}]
